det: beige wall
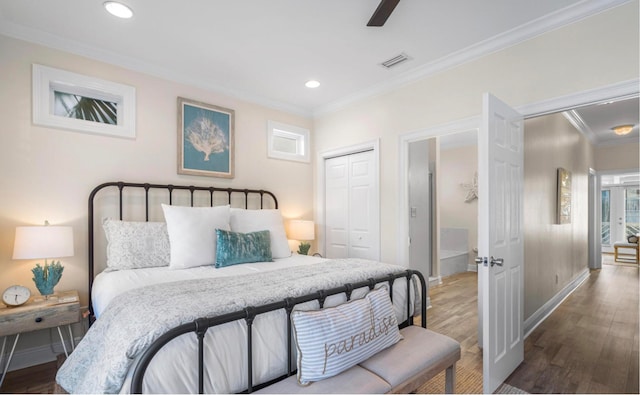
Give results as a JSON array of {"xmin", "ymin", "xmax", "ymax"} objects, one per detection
[
  {"xmin": 0, "ymin": 35, "xmax": 313, "ymax": 352},
  {"xmin": 314, "ymin": 3, "xmax": 639, "ymax": 265},
  {"xmin": 1, "ymin": 1, "xmax": 638, "ymax": 364},
  {"xmin": 595, "ymin": 142, "xmax": 640, "ymax": 171},
  {"xmin": 439, "ymin": 144, "xmax": 478, "ymax": 268},
  {"xmin": 523, "ymin": 113, "xmax": 594, "ymax": 319},
  {"xmin": 313, "ymin": 3, "xmax": 637, "ymax": 328}
]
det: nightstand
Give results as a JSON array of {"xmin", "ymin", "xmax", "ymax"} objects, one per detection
[{"xmin": 0, "ymin": 290, "xmax": 80, "ymax": 388}]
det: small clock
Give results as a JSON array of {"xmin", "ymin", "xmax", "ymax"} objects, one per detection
[{"xmin": 2, "ymin": 285, "xmax": 31, "ymax": 307}]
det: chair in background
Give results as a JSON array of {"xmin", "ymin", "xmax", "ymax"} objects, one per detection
[{"xmin": 613, "ymin": 235, "xmax": 639, "ymax": 264}]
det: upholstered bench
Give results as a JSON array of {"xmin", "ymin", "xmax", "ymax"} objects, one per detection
[
  {"xmin": 614, "ymin": 240, "xmax": 639, "ymax": 264},
  {"xmin": 257, "ymin": 325, "xmax": 461, "ymax": 394}
]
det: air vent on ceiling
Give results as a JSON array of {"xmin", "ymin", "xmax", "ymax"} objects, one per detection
[{"xmin": 380, "ymin": 52, "xmax": 411, "ymax": 69}]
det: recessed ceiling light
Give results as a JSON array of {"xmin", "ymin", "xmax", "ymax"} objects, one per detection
[
  {"xmin": 611, "ymin": 124, "xmax": 634, "ymax": 136},
  {"xmin": 305, "ymin": 80, "xmax": 320, "ymax": 89},
  {"xmin": 104, "ymin": 1, "xmax": 133, "ymax": 19}
]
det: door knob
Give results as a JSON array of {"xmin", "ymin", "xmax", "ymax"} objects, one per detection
[
  {"xmin": 475, "ymin": 257, "xmax": 486, "ymax": 265},
  {"xmin": 490, "ymin": 256, "xmax": 504, "ymax": 267}
]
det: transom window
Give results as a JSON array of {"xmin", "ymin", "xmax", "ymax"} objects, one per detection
[{"xmin": 267, "ymin": 121, "xmax": 310, "ymax": 163}]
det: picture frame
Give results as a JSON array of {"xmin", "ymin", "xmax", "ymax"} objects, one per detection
[
  {"xmin": 178, "ymin": 97, "xmax": 234, "ymax": 178},
  {"xmin": 32, "ymin": 64, "xmax": 136, "ymax": 139},
  {"xmin": 557, "ymin": 167, "xmax": 572, "ymax": 224}
]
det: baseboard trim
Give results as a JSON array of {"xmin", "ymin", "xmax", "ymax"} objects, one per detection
[
  {"xmin": 1, "ymin": 336, "xmax": 83, "ymax": 372},
  {"xmin": 523, "ymin": 268, "xmax": 590, "ymax": 339}
]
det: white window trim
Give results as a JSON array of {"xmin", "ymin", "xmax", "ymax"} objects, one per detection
[{"xmin": 267, "ymin": 121, "xmax": 310, "ymax": 163}]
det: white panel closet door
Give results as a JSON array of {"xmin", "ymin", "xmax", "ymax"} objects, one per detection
[
  {"xmin": 325, "ymin": 150, "xmax": 379, "ymax": 260},
  {"xmin": 325, "ymin": 155, "xmax": 349, "ymax": 258}
]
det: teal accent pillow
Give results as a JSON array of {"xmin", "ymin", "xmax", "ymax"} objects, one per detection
[{"xmin": 215, "ymin": 229, "xmax": 273, "ymax": 268}]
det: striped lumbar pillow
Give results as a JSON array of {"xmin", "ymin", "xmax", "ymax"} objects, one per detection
[{"xmin": 291, "ymin": 286, "xmax": 402, "ymax": 385}]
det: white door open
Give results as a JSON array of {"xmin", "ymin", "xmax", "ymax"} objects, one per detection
[{"xmin": 478, "ymin": 93, "xmax": 524, "ymax": 393}]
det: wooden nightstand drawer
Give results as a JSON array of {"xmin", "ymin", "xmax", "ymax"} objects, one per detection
[{"xmin": 0, "ymin": 290, "xmax": 81, "ymax": 337}]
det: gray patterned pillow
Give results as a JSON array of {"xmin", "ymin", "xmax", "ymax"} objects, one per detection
[
  {"xmin": 291, "ymin": 286, "xmax": 402, "ymax": 385},
  {"xmin": 103, "ymin": 218, "xmax": 170, "ymax": 270}
]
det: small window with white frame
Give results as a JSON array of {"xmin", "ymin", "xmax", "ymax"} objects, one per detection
[{"xmin": 267, "ymin": 120, "xmax": 310, "ymax": 163}]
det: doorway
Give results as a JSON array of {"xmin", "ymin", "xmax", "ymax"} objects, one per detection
[
  {"xmin": 399, "ymin": 87, "xmax": 639, "ymax": 393},
  {"xmin": 599, "ymin": 171, "xmax": 640, "ymax": 255},
  {"xmin": 407, "ymin": 131, "xmax": 479, "ymax": 282}
]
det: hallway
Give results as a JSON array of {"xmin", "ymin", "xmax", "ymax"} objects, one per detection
[{"xmin": 427, "ymin": 263, "xmax": 639, "ymax": 393}]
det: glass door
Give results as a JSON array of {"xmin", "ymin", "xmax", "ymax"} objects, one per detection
[
  {"xmin": 625, "ymin": 187, "xmax": 640, "ymax": 237},
  {"xmin": 602, "ymin": 185, "xmax": 640, "ymax": 253},
  {"xmin": 602, "ymin": 189, "xmax": 611, "ymax": 248}
]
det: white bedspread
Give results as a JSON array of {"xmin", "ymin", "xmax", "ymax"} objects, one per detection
[
  {"xmin": 57, "ymin": 258, "xmax": 415, "ymax": 394},
  {"xmin": 91, "ymin": 254, "xmax": 326, "ymax": 318}
]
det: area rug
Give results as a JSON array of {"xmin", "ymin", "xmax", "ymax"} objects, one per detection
[
  {"xmin": 417, "ymin": 365, "xmax": 483, "ymax": 394},
  {"xmin": 495, "ymin": 382, "xmax": 529, "ymax": 393},
  {"xmin": 417, "ymin": 364, "xmax": 529, "ymax": 394}
]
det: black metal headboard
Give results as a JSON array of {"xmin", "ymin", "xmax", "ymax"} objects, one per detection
[{"xmin": 87, "ymin": 181, "xmax": 278, "ymax": 322}]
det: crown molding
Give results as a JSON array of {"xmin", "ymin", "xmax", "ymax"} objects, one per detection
[
  {"xmin": 313, "ymin": 0, "xmax": 631, "ymax": 117},
  {"xmin": 562, "ymin": 109, "xmax": 597, "ymax": 143},
  {"xmin": 0, "ymin": 20, "xmax": 313, "ymax": 118},
  {"xmin": 0, "ymin": 0, "xmax": 631, "ymax": 119},
  {"xmin": 517, "ymin": 78, "xmax": 640, "ymax": 117},
  {"xmin": 523, "ymin": 78, "xmax": 639, "ymax": 147},
  {"xmin": 560, "ymin": 109, "xmax": 638, "ymax": 147}
]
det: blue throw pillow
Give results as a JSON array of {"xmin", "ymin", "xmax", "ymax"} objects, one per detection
[{"xmin": 215, "ymin": 229, "xmax": 273, "ymax": 268}]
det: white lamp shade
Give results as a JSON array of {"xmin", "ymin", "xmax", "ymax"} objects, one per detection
[
  {"xmin": 13, "ymin": 226, "xmax": 74, "ymax": 260},
  {"xmin": 288, "ymin": 220, "xmax": 315, "ymax": 241}
]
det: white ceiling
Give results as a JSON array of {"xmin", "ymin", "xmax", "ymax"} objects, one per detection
[
  {"xmin": 436, "ymin": 97, "xmax": 640, "ymax": 148},
  {"xmin": 565, "ymin": 97, "xmax": 639, "ymax": 146},
  {"xmin": 0, "ymin": 0, "xmax": 636, "ymax": 145}
]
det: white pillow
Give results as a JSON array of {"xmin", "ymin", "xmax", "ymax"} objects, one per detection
[
  {"xmin": 229, "ymin": 208, "xmax": 291, "ymax": 258},
  {"xmin": 291, "ymin": 286, "xmax": 402, "ymax": 385},
  {"xmin": 162, "ymin": 204, "xmax": 230, "ymax": 269},
  {"xmin": 102, "ymin": 218, "xmax": 170, "ymax": 270}
]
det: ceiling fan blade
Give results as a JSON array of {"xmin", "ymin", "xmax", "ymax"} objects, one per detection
[{"xmin": 367, "ymin": 0, "xmax": 400, "ymax": 26}]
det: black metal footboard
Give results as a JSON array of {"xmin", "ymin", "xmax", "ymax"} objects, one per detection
[{"xmin": 130, "ymin": 269, "xmax": 427, "ymax": 394}]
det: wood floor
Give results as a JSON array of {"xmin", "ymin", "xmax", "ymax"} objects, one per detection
[
  {"xmin": 505, "ymin": 263, "xmax": 639, "ymax": 394},
  {"xmin": 426, "ymin": 271, "xmax": 483, "ymax": 374},
  {"xmin": 426, "ymin": 263, "xmax": 639, "ymax": 393},
  {"xmin": 1, "ymin": 358, "xmax": 57, "ymax": 394},
  {"xmin": 2, "ymin": 263, "xmax": 638, "ymax": 394}
]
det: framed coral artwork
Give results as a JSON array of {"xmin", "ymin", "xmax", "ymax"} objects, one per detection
[{"xmin": 177, "ymin": 97, "xmax": 234, "ymax": 178}]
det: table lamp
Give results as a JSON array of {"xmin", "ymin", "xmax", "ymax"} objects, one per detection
[
  {"xmin": 289, "ymin": 220, "xmax": 315, "ymax": 255},
  {"xmin": 12, "ymin": 221, "xmax": 74, "ymax": 298}
]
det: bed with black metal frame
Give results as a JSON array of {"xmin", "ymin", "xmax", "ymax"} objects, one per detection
[{"xmin": 74, "ymin": 181, "xmax": 429, "ymax": 394}]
